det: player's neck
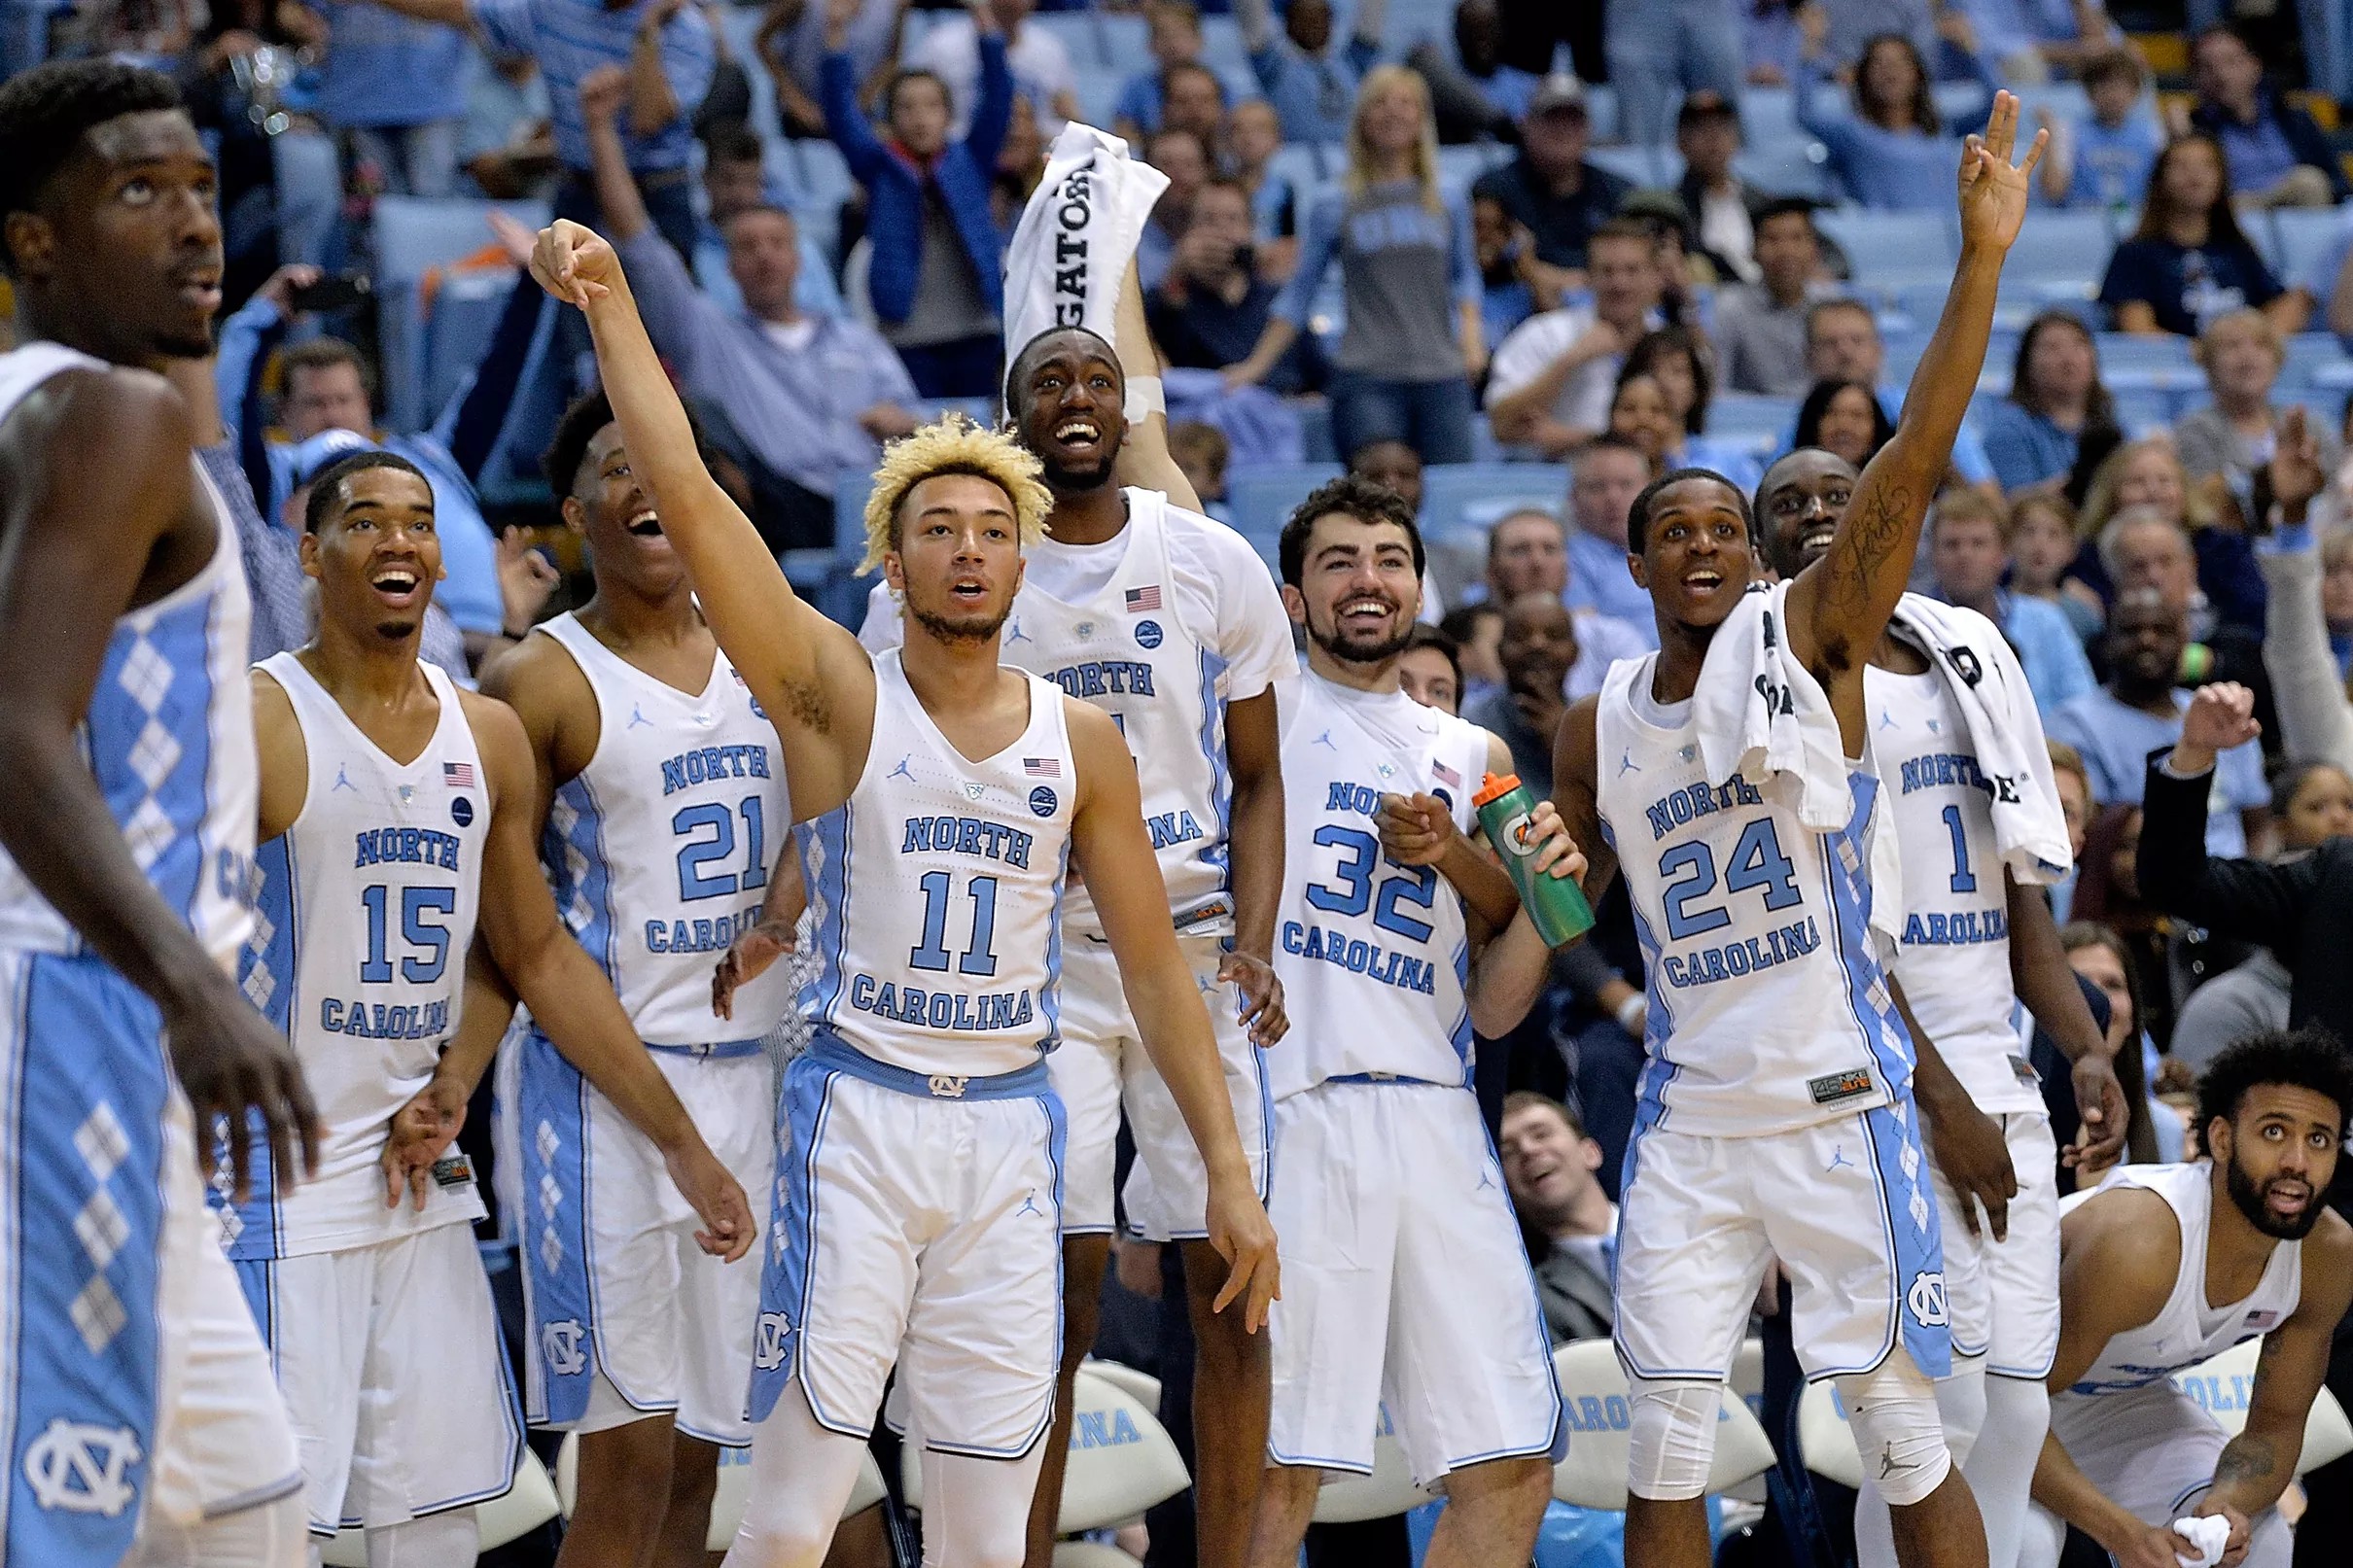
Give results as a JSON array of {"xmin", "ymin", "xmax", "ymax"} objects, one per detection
[
  {"xmin": 576, "ymin": 575, "xmax": 703, "ymax": 651},
  {"xmin": 1044, "ymin": 480, "xmax": 1128, "ymax": 548},
  {"xmin": 900, "ymin": 622, "xmax": 1014, "ymax": 709},
  {"xmin": 1648, "ymin": 620, "xmax": 1714, "ymax": 705},
  {"xmin": 303, "ymin": 620, "xmax": 432, "ymax": 715},
  {"xmin": 12, "ymin": 304, "xmax": 169, "ymax": 375},
  {"xmin": 1305, "ymin": 642, "xmax": 1401, "ymax": 694}
]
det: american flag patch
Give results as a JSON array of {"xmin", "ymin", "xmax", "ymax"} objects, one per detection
[
  {"xmin": 1023, "ymin": 757, "xmax": 1061, "ymax": 778},
  {"xmin": 1432, "ymin": 759, "xmax": 1461, "ymax": 787},
  {"xmin": 443, "ymin": 761, "xmax": 475, "ymax": 787},
  {"xmin": 1124, "ymin": 584, "xmax": 1162, "ymax": 613}
]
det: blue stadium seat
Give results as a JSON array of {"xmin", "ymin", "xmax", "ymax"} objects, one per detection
[
  {"xmin": 1582, "ymin": 85, "xmax": 1618, "ymax": 143},
  {"xmin": 1817, "ymin": 210, "xmax": 1957, "ymax": 291},
  {"xmin": 1297, "ymin": 399, "xmax": 1336, "ymax": 463},
  {"xmin": 420, "ymin": 270, "xmax": 517, "ymax": 426},
  {"xmin": 716, "ymin": 2, "xmax": 783, "ymax": 143},
  {"xmin": 787, "ymin": 139, "xmax": 857, "ymax": 220},
  {"xmin": 1228, "ymin": 463, "xmax": 1343, "ymax": 551},
  {"xmin": 1436, "ymin": 144, "xmax": 1508, "ymax": 197},
  {"xmin": 2274, "ymin": 208, "xmax": 2350, "ymax": 293},
  {"xmin": 1268, "ymin": 141, "xmax": 1332, "ymax": 196},
  {"xmin": 371, "ymin": 195, "xmax": 550, "ymax": 434},
  {"xmin": 2283, "ymin": 332, "xmax": 2346, "ymax": 390},
  {"xmin": 1931, "ymin": 80, "xmax": 1992, "ymax": 128},
  {"xmin": 1585, "ymin": 145, "xmax": 1662, "ymax": 189},
  {"xmin": 1999, "ymin": 210, "xmax": 2114, "ymax": 301},
  {"xmin": 1420, "ymin": 464, "xmax": 1569, "ymax": 546},
  {"xmin": 2094, "ymin": 331, "xmax": 2199, "ymax": 390},
  {"xmin": 1092, "ymin": 10, "xmax": 1147, "ymax": 72},
  {"xmin": 1201, "ymin": 15, "xmax": 1251, "ymax": 76},
  {"xmin": 1075, "ymin": 70, "xmax": 1124, "ymax": 130},
  {"xmin": 1736, "ymin": 87, "xmax": 1800, "ymax": 145},
  {"xmin": 2106, "ymin": 388, "xmax": 2173, "ymax": 436},
  {"xmin": 1732, "ymin": 142, "xmax": 1828, "ymax": 202},
  {"xmin": 2243, "ymin": 209, "xmax": 2286, "ymax": 276},
  {"xmin": 1708, "ymin": 396, "xmax": 1800, "ymax": 445}
]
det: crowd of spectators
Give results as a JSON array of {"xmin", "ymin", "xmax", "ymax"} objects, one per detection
[{"xmin": 17, "ymin": 0, "xmax": 2353, "ymax": 1513}]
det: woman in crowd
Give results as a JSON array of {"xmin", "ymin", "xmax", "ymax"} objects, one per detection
[
  {"xmin": 1980, "ymin": 310, "xmax": 2118, "ymax": 494},
  {"xmin": 2074, "ymin": 436, "xmax": 2265, "ymax": 633},
  {"xmin": 2010, "ymin": 491, "xmax": 2107, "ymax": 643},
  {"xmin": 1615, "ymin": 328, "xmax": 1762, "ymax": 490},
  {"xmin": 1792, "ymin": 376, "xmax": 1895, "ymax": 471},
  {"xmin": 1794, "ymin": 18, "xmax": 1988, "ymax": 210},
  {"xmin": 1227, "ymin": 66, "xmax": 1482, "ymax": 464},
  {"xmin": 2175, "ymin": 308, "xmax": 2340, "ymax": 492},
  {"xmin": 2098, "ymin": 134, "xmax": 2304, "ymax": 338},
  {"xmin": 2058, "ymin": 915, "xmax": 2181, "ymax": 1169}
]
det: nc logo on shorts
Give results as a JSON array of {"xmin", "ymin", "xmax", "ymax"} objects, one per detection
[
  {"xmin": 755, "ymin": 1311, "xmax": 792, "ymax": 1370},
  {"xmin": 927, "ymin": 1074, "xmax": 969, "ymax": 1098},
  {"xmin": 21, "ymin": 1417, "xmax": 141, "ymax": 1516},
  {"xmin": 1134, "ymin": 619, "xmax": 1163, "ymax": 648},
  {"xmin": 1906, "ymin": 1271, "xmax": 1950, "ymax": 1329},
  {"xmin": 542, "ymin": 1318, "xmax": 589, "ymax": 1377}
]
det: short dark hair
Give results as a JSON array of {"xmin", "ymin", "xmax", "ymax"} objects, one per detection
[
  {"xmin": 2196, "ymin": 1027, "xmax": 2353, "ymax": 1139},
  {"xmin": 544, "ymin": 390, "xmax": 617, "ymax": 497},
  {"xmin": 1279, "ymin": 473, "xmax": 1423, "ymax": 588},
  {"xmin": 2081, "ymin": 47, "xmax": 2145, "ymax": 93},
  {"xmin": 280, "ymin": 337, "xmax": 375, "ymax": 400},
  {"xmin": 1675, "ymin": 91, "xmax": 1738, "ymax": 131},
  {"xmin": 1502, "ymin": 1090, "xmax": 1587, "ymax": 1140},
  {"xmin": 304, "ymin": 449, "xmax": 429, "ymax": 533},
  {"xmin": 0, "ymin": 59, "xmax": 182, "ymax": 278},
  {"xmin": 1794, "ymin": 377, "xmax": 1896, "ymax": 462},
  {"xmin": 1627, "ymin": 468, "xmax": 1752, "ymax": 554},
  {"xmin": 886, "ymin": 66, "xmax": 951, "ymax": 119},
  {"xmin": 705, "ymin": 122, "xmax": 763, "ymax": 168},
  {"xmin": 1754, "ymin": 196, "xmax": 1817, "ymax": 234},
  {"xmin": 1805, "ymin": 296, "xmax": 1876, "ymax": 341},
  {"xmin": 1402, "ymin": 623, "xmax": 1462, "ymax": 695},
  {"xmin": 1586, "ymin": 217, "xmax": 1653, "ymax": 255},
  {"xmin": 1162, "ymin": 59, "xmax": 1223, "ymax": 98},
  {"xmin": 1438, "ymin": 602, "xmax": 1499, "ymax": 643},
  {"xmin": 1002, "ymin": 325, "xmax": 1121, "ymax": 412}
]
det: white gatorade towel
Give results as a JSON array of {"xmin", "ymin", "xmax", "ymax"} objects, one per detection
[{"xmin": 1001, "ymin": 122, "xmax": 1169, "ymax": 420}]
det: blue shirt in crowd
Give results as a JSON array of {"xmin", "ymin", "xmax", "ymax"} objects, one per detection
[
  {"xmin": 315, "ymin": 2, "xmax": 469, "ymax": 127},
  {"xmin": 1796, "ymin": 57, "xmax": 1978, "ymax": 211},
  {"xmin": 2099, "ymin": 235, "xmax": 2283, "ymax": 337},
  {"xmin": 1564, "ymin": 526, "xmax": 1659, "ymax": 648},
  {"xmin": 1976, "ymin": 398, "xmax": 2082, "ymax": 492},
  {"xmin": 2044, "ymin": 686, "xmax": 2268, "ymax": 857},
  {"xmin": 2063, "ymin": 114, "xmax": 2160, "ymax": 211},
  {"xmin": 1249, "ymin": 31, "xmax": 1380, "ymax": 145},
  {"xmin": 470, "ymin": 0, "xmax": 714, "ymax": 171},
  {"xmin": 1933, "ymin": 588, "xmax": 2096, "ymax": 711}
]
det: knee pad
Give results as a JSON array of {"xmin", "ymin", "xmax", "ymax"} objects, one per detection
[
  {"xmin": 1839, "ymin": 1352, "xmax": 1952, "ymax": 1508},
  {"xmin": 1625, "ymin": 1378, "xmax": 1723, "ymax": 1502}
]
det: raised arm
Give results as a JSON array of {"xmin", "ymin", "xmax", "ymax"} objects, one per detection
[
  {"xmin": 2138, "ymin": 683, "xmax": 2318, "ymax": 954},
  {"xmin": 0, "ymin": 370, "xmax": 315, "ymax": 1195},
  {"xmin": 466, "ymin": 689, "xmax": 754, "ymax": 1260},
  {"xmin": 1784, "ymin": 92, "xmax": 2040, "ymax": 718},
  {"xmin": 1070, "ymin": 702, "xmax": 1280, "ymax": 1329},
  {"xmin": 819, "ymin": 0, "xmax": 894, "ymax": 181},
  {"xmin": 356, "ymin": 0, "xmax": 470, "ymax": 27},
  {"xmin": 529, "ymin": 218, "xmax": 877, "ymax": 815},
  {"xmin": 2254, "ymin": 410, "xmax": 2353, "ymax": 770},
  {"xmin": 1111, "ymin": 254, "xmax": 1204, "ymax": 514},
  {"xmin": 628, "ymin": 0, "xmax": 690, "ymax": 139}
]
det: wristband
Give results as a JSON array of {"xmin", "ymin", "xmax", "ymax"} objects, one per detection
[
  {"xmin": 1124, "ymin": 374, "xmax": 1164, "ymax": 423},
  {"xmin": 1615, "ymin": 993, "xmax": 1647, "ymax": 1037}
]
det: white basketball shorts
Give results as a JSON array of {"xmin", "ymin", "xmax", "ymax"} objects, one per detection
[
  {"xmin": 1931, "ymin": 1109, "xmax": 2061, "ymax": 1378},
  {"xmin": 237, "ymin": 1223, "xmax": 520, "ymax": 1535},
  {"xmin": 1615, "ymin": 1108, "xmax": 1952, "ymax": 1384},
  {"xmin": 518, "ymin": 1035, "xmax": 777, "ymax": 1446},
  {"xmin": 1264, "ymin": 1080, "xmax": 1565, "ymax": 1488},
  {"xmin": 2022, "ymin": 1382, "xmax": 2291, "ymax": 1568},
  {"xmin": 749, "ymin": 1032, "xmax": 1065, "ymax": 1459},
  {"xmin": 1053, "ymin": 934, "xmax": 1269, "ymax": 1240}
]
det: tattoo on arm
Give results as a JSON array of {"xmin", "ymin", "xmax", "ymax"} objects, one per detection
[{"xmin": 2212, "ymin": 1434, "xmax": 2280, "ymax": 1492}]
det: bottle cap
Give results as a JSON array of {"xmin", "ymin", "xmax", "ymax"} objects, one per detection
[{"xmin": 1471, "ymin": 772, "xmax": 1521, "ymax": 809}]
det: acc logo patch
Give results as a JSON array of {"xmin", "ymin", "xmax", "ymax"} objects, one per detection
[
  {"xmin": 1030, "ymin": 786, "xmax": 1057, "ymax": 817},
  {"xmin": 1134, "ymin": 619, "xmax": 1163, "ymax": 649},
  {"xmin": 450, "ymin": 796, "xmax": 474, "ymax": 827}
]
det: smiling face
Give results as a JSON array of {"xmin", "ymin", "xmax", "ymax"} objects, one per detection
[
  {"xmin": 1756, "ymin": 447, "xmax": 1858, "ymax": 578},
  {"xmin": 885, "ymin": 472, "xmax": 1027, "ymax": 645},
  {"xmin": 1814, "ymin": 384, "xmax": 1881, "ymax": 468},
  {"xmin": 1356, "ymin": 76, "xmax": 1424, "ymax": 158},
  {"xmin": 2115, "ymin": 444, "xmax": 2188, "ymax": 524},
  {"xmin": 1228, "ymin": 99, "xmax": 1282, "ymax": 170},
  {"xmin": 1633, "ymin": 475, "xmax": 1755, "ymax": 633},
  {"xmin": 1012, "ymin": 331, "xmax": 1126, "ymax": 492},
  {"xmin": 1284, "ymin": 512, "xmax": 1422, "ymax": 668},
  {"xmin": 1587, "ymin": 232, "xmax": 1658, "ymax": 330},
  {"xmin": 10, "ymin": 107, "xmax": 224, "ymax": 363},
  {"xmin": 1499, "ymin": 1100, "xmax": 1602, "ymax": 1230},
  {"xmin": 1609, "ymin": 375, "xmax": 1678, "ymax": 467},
  {"xmin": 303, "ymin": 465, "xmax": 443, "ymax": 642},
  {"xmin": 285, "ymin": 359, "xmax": 371, "ymax": 440},
  {"xmin": 2214, "ymin": 1084, "xmax": 2342, "ymax": 1240},
  {"xmin": 1397, "ymin": 645, "xmax": 1459, "ymax": 714},
  {"xmin": 563, "ymin": 421, "xmax": 683, "ymax": 599}
]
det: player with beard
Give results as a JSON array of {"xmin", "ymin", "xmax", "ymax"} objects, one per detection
[
  {"xmin": 1753, "ymin": 444, "xmax": 2128, "ymax": 1568},
  {"xmin": 0, "ymin": 58, "xmax": 315, "ymax": 1566},
  {"xmin": 1544, "ymin": 95, "xmax": 2043, "ymax": 1568},
  {"xmin": 2024, "ymin": 1024, "xmax": 2353, "ymax": 1568},
  {"xmin": 1250, "ymin": 473, "xmax": 1570, "ymax": 1568},
  {"xmin": 859, "ymin": 323, "xmax": 1295, "ymax": 1568},
  {"xmin": 232, "ymin": 449, "xmax": 755, "ymax": 1563},
  {"xmin": 525, "ymin": 216, "xmax": 1278, "ymax": 1567}
]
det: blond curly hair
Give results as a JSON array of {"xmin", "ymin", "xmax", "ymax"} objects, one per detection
[{"xmin": 860, "ymin": 415, "xmax": 1054, "ymax": 575}]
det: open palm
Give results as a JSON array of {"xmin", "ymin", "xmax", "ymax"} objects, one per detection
[{"xmin": 1956, "ymin": 90, "xmax": 2046, "ymax": 252}]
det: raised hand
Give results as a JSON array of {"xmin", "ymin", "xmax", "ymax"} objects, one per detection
[
  {"xmin": 531, "ymin": 219, "xmax": 624, "ymax": 309},
  {"xmin": 579, "ymin": 61, "xmax": 629, "ymax": 125},
  {"xmin": 497, "ymin": 526, "xmax": 560, "ymax": 638},
  {"xmin": 1956, "ymin": 90, "xmax": 2047, "ymax": 254},
  {"xmin": 2266, "ymin": 405, "xmax": 2326, "ymax": 523},
  {"xmin": 2174, "ymin": 682, "xmax": 2261, "ymax": 771}
]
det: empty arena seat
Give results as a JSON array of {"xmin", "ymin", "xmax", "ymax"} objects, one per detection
[
  {"xmin": 1550, "ymin": 1340, "xmax": 1776, "ymax": 1511},
  {"xmin": 1999, "ymin": 210, "xmax": 2116, "ymax": 301},
  {"xmin": 1228, "ymin": 462, "xmax": 1344, "ymax": 554},
  {"xmin": 1420, "ymin": 463, "xmax": 1569, "ymax": 546},
  {"xmin": 2273, "ymin": 207, "xmax": 2350, "ymax": 290},
  {"xmin": 1708, "ymin": 396, "xmax": 1801, "ymax": 446},
  {"xmin": 2093, "ymin": 331, "xmax": 2199, "ymax": 390},
  {"xmin": 1818, "ymin": 210, "xmax": 1958, "ymax": 292}
]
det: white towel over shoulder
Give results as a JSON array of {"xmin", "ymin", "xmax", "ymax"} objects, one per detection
[
  {"xmin": 1001, "ymin": 122, "xmax": 1169, "ymax": 419},
  {"xmin": 1886, "ymin": 594, "xmax": 2074, "ymax": 884},
  {"xmin": 1691, "ymin": 580, "xmax": 1903, "ymax": 937}
]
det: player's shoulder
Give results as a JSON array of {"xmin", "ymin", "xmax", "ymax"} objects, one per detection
[
  {"xmin": 478, "ymin": 621, "xmax": 591, "ymax": 711},
  {"xmin": 0, "ymin": 356, "xmax": 191, "ymax": 466},
  {"xmin": 454, "ymin": 683, "xmax": 533, "ymax": 761},
  {"xmin": 2069, "ymin": 1176, "xmax": 2187, "ymax": 1282},
  {"xmin": 2299, "ymin": 1202, "xmax": 2353, "ymax": 1285}
]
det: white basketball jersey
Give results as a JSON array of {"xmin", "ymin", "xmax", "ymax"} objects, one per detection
[
  {"xmin": 861, "ymin": 488, "xmax": 1291, "ymax": 936},
  {"xmin": 229, "ymin": 653, "xmax": 489, "ymax": 1258},
  {"xmin": 1593, "ymin": 654, "xmax": 1911, "ymax": 1137},
  {"xmin": 0, "ymin": 342, "xmax": 258, "ymax": 970},
  {"xmin": 1865, "ymin": 662, "xmax": 2042, "ymax": 1116},
  {"xmin": 536, "ymin": 613, "xmax": 795, "ymax": 1045},
  {"xmin": 1267, "ymin": 672, "xmax": 1488, "ymax": 1098},
  {"xmin": 2068, "ymin": 1163, "xmax": 2303, "ymax": 1397},
  {"xmin": 799, "ymin": 650, "xmax": 1076, "ymax": 1078}
]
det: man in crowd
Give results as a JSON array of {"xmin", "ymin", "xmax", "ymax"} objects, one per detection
[
  {"xmin": 1713, "ymin": 199, "xmax": 1826, "ymax": 395},
  {"xmin": 1476, "ymin": 506, "xmax": 1649, "ymax": 690},
  {"xmin": 1487, "ymin": 219, "xmax": 1661, "ymax": 456},
  {"xmin": 1147, "ymin": 179, "xmax": 1322, "ymax": 394},
  {"xmin": 2187, "ymin": 22, "xmax": 2346, "ymax": 208},
  {"xmin": 1471, "ymin": 74, "xmax": 1633, "ymax": 285},
  {"xmin": 582, "ymin": 62, "xmax": 918, "ymax": 552},
  {"xmin": 1499, "ymin": 1094, "xmax": 1616, "ymax": 1343},
  {"xmin": 1561, "ymin": 433, "xmax": 1656, "ymax": 638},
  {"xmin": 1237, "ymin": 0, "xmax": 1386, "ymax": 145},
  {"xmin": 1798, "ymin": 296, "xmax": 2002, "ymax": 492},
  {"xmin": 1672, "ymin": 92, "xmax": 1779, "ymax": 284},
  {"xmin": 909, "ymin": 0, "xmax": 1077, "ymax": 140},
  {"xmin": 1138, "ymin": 126, "xmax": 1212, "ymax": 292},
  {"xmin": 1465, "ymin": 590, "xmax": 1576, "ymax": 796},
  {"xmin": 1927, "ymin": 489, "xmax": 2096, "ymax": 710}
]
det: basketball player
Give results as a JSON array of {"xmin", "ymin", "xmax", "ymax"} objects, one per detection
[
  {"xmin": 478, "ymin": 390, "xmax": 798, "ymax": 1567},
  {"xmin": 2026, "ymin": 1025, "xmax": 2353, "ymax": 1568},
  {"xmin": 1754, "ymin": 444, "xmax": 2128, "ymax": 1568},
  {"xmin": 860, "ymin": 322, "xmax": 1295, "ymax": 1568},
  {"xmin": 1247, "ymin": 473, "xmax": 1569, "ymax": 1567},
  {"xmin": 224, "ymin": 446, "xmax": 754, "ymax": 1563},
  {"xmin": 527, "ymin": 216, "xmax": 1279, "ymax": 1567},
  {"xmin": 1546, "ymin": 94, "xmax": 2045, "ymax": 1568},
  {"xmin": 0, "ymin": 58, "xmax": 313, "ymax": 1566}
]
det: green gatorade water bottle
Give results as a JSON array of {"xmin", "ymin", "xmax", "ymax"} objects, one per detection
[{"xmin": 1472, "ymin": 772, "xmax": 1596, "ymax": 946}]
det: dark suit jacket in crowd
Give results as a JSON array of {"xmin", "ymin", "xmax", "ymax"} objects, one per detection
[{"xmin": 1533, "ymin": 1239, "xmax": 1614, "ymax": 1345}]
